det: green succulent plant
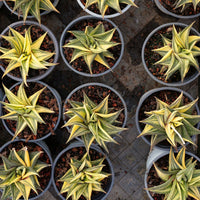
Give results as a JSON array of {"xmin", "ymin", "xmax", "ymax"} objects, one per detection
[
  {"xmin": 0, "ymin": 26, "xmax": 56, "ymax": 85},
  {"xmin": 153, "ymin": 23, "xmax": 200, "ymax": 82},
  {"xmin": 63, "ymin": 92, "xmax": 126, "ymax": 152},
  {"xmin": 59, "ymin": 152, "xmax": 110, "ymax": 200},
  {"xmin": 138, "ymin": 92, "xmax": 200, "ymax": 150},
  {"xmin": 85, "ymin": 0, "xmax": 137, "ymax": 17},
  {"xmin": 0, "ymin": 83, "xmax": 54, "ymax": 140},
  {"xmin": 5, "ymin": 0, "xmax": 59, "ymax": 24},
  {"xmin": 63, "ymin": 23, "xmax": 120, "ymax": 74},
  {"xmin": 148, "ymin": 147, "xmax": 200, "ymax": 200},
  {"xmin": 0, "ymin": 146, "xmax": 50, "ymax": 200},
  {"xmin": 174, "ymin": 0, "xmax": 200, "ymax": 12}
]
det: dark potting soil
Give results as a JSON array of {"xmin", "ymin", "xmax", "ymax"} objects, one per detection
[
  {"xmin": 138, "ymin": 90, "xmax": 197, "ymax": 147},
  {"xmin": 159, "ymin": 0, "xmax": 200, "ymax": 16},
  {"xmin": 147, "ymin": 154, "xmax": 200, "ymax": 200},
  {"xmin": 64, "ymin": 85, "xmax": 125, "ymax": 126},
  {"xmin": 0, "ymin": 24, "xmax": 55, "ymax": 79},
  {"xmin": 80, "ymin": 0, "xmax": 127, "ymax": 16},
  {"xmin": 0, "ymin": 141, "xmax": 51, "ymax": 198},
  {"xmin": 54, "ymin": 146, "xmax": 112, "ymax": 200},
  {"xmin": 63, "ymin": 18, "xmax": 121, "ymax": 75},
  {"xmin": 144, "ymin": 25, "xmax": 198, "ymax": 83},
  {"xmin": 2, "ymin": 82, "xmax": 59, "ymax": 140}
]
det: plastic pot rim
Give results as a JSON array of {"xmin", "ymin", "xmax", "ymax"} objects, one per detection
[
  {"xmin": 0, "ymin": 20, "xmax": 59, "ymax": 82},
  {"xmin": 135, "ymin": 86, "xmax": 200, "ymax": 150},
  {"xmin": 144, "ymin": 148, "xmax": 200, "ymax": 200},
  {"xmin": 154, "ymin": 0, "xmax": 200, "ymax": 19},
  {"xmin": 60, "ymin": 15, "xmax": 124, "ymax": 77},
  {"xmin": 52, "ymin": 141, "xmax": 114, "ymax": 200},
  {"xmin": 0, "ymin": 139, "xmax": 53, "ymax": 200},
  {"xmin": 141, "ymin": 22, "xmax": 200, "ymax": 87},
  {"xmin": 3, "ymin": 0, "xmax": 60, "ymax": 19},
  {"xmin": 0, "ymin": 80, "xmax": 62, "ymax": 142}
]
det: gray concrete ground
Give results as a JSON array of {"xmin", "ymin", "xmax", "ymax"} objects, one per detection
[{"xmin": 0, "ymin": 0, "xmax": 199, "ymax": 199}]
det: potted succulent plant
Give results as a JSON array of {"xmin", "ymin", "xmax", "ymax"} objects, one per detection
[
  {"xmin": 77, "ymin": 0, "xmax": 137, "ymax": 18},
  {"xmin": 60, "ymin": 15, "xmax": 124, "ymax": 77},
  {"xmin": 0, "ymin": 139, "xmax": 53, "ymax": 200},
  {"xmin": 2, "ymin": 0, "xmax": 59, "ymax": 24},
  {"xmin": 63, "ymin": 82, "xmax": 127, "ymax": 153},
  {"xmin": 0, "ymin": 20, "xmax": 59, "ymax": 83},
  {"xmin": 52, "ymin": 141, "xmax": 114, "ymax": 200},
  {"xmin": 136, "ymin": 87, "xmax": 200, "ymax": 150},
  {"xmin": 154, "ymin": 0, "xmax": 200, "ymax": 19},
  {"xmin": 145, "ymin": 147, "xmax": 200, "ymax": 200},
  {"xmin": 0, "ymin": 81, "xmax": 61, "ymax": 142},
  {"xmin": 142, "ymin": 22, "xmax": 200, "ymax": 86}
]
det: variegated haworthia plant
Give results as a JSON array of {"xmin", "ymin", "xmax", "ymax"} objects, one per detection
[
  {"xmin": 4, "ymin": 0, "xmax": 59, "ymax": 24},
  {"xmin": 63, "ymin": 92, "xmax": 126, "ymax": 152},
  {"xmin": 138, "ymin": 92, "xmax": 200, "ymax": 150},
  {"xmin": 153, "ymin": 23, "xmax": 200, "ymax": 82},
  {"xmin": 85, "ymin": 0, "xmax": 137, "ymax": 17},
  {"xmin": 148, "ymin": 147, "xmax": 200, "ymax": 200},
  {"xmin": 0, "ymin": 27, "xmax": 56, "ymax": 86},
  {"xmin": 0, "ymin": 146, "xmax": 50, "ymax": 200},
  {"xmin": 63, "ymin": 23, "xmax": 120, "ymax": 74},
  {"xmin": 0, "ymin": 83, "xmax": 54, "ymax": 140},
  {"xmin": 59, "ymin": 152, "xmax": 110, "ymax": 200},
  {"xmin": 174, "ymin": 0, "xmax": 200, "ymax": 12}
]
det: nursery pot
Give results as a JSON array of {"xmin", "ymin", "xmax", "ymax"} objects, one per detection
[
  {"xmin": 52, "ymin": 141, "xmax": 114, "ymax": 200},
  {"xmin": 142, "ymin": 22, "xmax": 200, "ymax": 87},
  {"xmin": 63, "ymin": 82, "xmax": 127, "ymax": 141},
  {"xmin": 135, "ymin": 87, "xmax": 200, "ymax": 150},
  {"xmin": 0, "ymin": 80, "xmax": 62, "ymax": 142},
  {"xmin": 77, "ymin": 0, "xmax": 134, "ymax": 18},
  {"xmin": 0, "ymin": 20, "xmax": 59, "ymax": 82},
  {"xmin": 0, "ymin": 139, "xmax": 53, "ymax": 200},
  {"xmin": 144, "ymin": 148, "xmax": 200, "ymax": 200},
  {"xmin": 3, "ymin": 0, "xmax": 59, "ymax": 19},
  {"xmin": 154, "ymin": 0, "xmax": 200, "ymax": 19},
  {"xmin": 60, "ymin": 15, "xmax": 124, "ymax": 77}
]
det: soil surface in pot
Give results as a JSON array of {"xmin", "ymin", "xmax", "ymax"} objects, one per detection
[
  {"xmin": 0, "ymin": 141, "xmax": 51, "ymax": 199},
  {"xmin": 2, "ymin": 82, "xmax": 59, "ymax": 141},
  {"xmin": 144, "ymin": 25, "xmax": 198, "ymax": 83},
  {"xmin": 147, "ymin": 153, "xmax": 200, "ymax": 200},
  {"xmin": 80, "ymin": 0, "xmax": 127, "ymax": 16},
  {"xmin": 54, "ymin": 146, "xmax": 112, "ymax": 200},
  {"xmin": 138, "ymin": 90, "xmax": 197, "ymax": 148},
  {"xmin": 64, "ymin": 85, "xmax": 125, "ymax": 126},
  {"xmin": 63, "ymin": 18, "xmax": 121, "ymax": 75},
  {"xmin": 0, "ymin": 24, "xmax": 55, "ymax": 79},
  {"xmin": 159, "ymin": 0, "xmax": 200, "ymax": 16}
]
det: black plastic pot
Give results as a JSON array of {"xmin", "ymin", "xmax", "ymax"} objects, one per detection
[
  {"xmin": 52, "ymin": 141, "xmax": 114, "ymax": 200},
  {"xmin": 135, "ymin": 87, "xmax": 200, "ymax": 150},
  {"xmin": 0, "ymin": 81, "xmax": 62, "ymax": 142}
]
